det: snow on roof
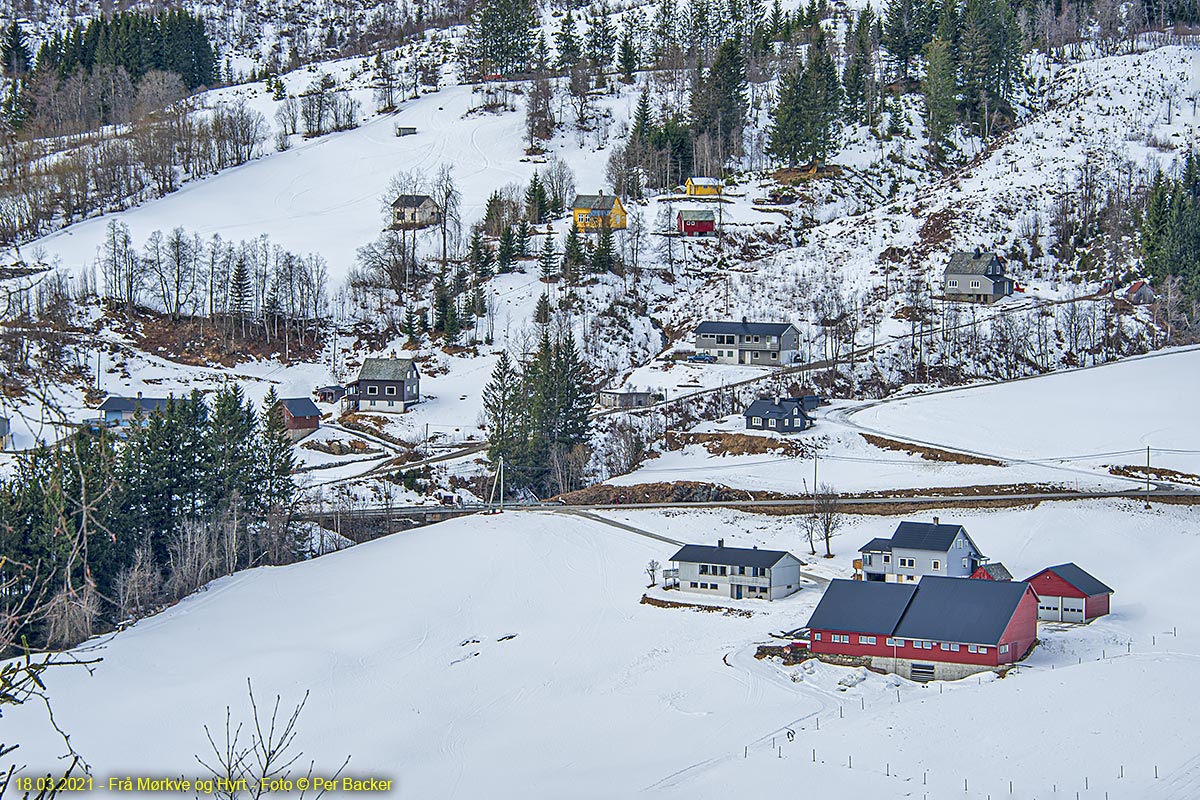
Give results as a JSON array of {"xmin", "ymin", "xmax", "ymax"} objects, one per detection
[{"xmin": 688, "ymin": 177, "xmax": 721, "ymax": 186}]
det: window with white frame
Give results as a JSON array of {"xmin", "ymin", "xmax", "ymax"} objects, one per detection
[
  {"xmin": 814, "ymin": 632, "xmax": 822, "ymax": 641},
  {"xmin": 970, "ymin": 280, "xmax": 981, "ymax": 289},
  {"xmin": 858, "ymin": 635, "xmax": 876, "ymax": 645},
  {"xmin": 1000, "ymin": 644, "xmax": 1009, "ymax": 654},
  {"xmin": 885, "ymin": 638, "xmax": 896, "ymax": 647},
  {"xmin": 948, "ymin": 279, "xmax": 958, "ymax": 288},
  {"xmin": 899, "ymin": 557, "xmax": 915, "ymax": 568},
  {"xmin": 367, "ymin": 386, "xmax": 378, "ymax": 396},
  {"xmin": 939, "ymin": 642, "xmax": 950, "ymax": 651},
  {"xmin": 962, "ymin": 557, "xmax": 968, "ymax": 568},
  {"xmin": 883, "ymin": 554, "xmax": 891, "ymax": 564},
  {"xmin": 932, "ymin": 560, "xmax": 941, "ymax": 571},
  {"xmin": 752, "ymin": 417, "xmax": 762, "ymax": 426},
  {"xmin": 769, "ymin": 419, "xmax": 776, "ymax": 428}
]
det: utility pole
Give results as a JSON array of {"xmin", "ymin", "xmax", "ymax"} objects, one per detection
[
  {"xmin": 1145, "ymin": 445, "xmax": 1152, "ymax": 510},
  {"xmin": 812, "ymin": 456, "xmax": 818, "ymax": 515},
  {"xmin": 499, "ymin": 455, "xmax": 505, "ymax": 513}
]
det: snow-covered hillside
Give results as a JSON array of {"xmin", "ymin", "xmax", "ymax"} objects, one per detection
[{"xmin": 10, "ymin": 500, "xmax": 1200, "ymax": 797}]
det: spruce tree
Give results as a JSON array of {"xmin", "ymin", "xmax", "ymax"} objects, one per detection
[
  {"xmin": 466, "ymin": 0, "xmax": 536, "ymax": 77},
  {"xmin": 525, "ymin": 172, "xmax": 549, "ymax": 222},
  {"xmin": 554, "ymin": 11, "xmax": 582, "ymax": 70},
  {"xmin": 883, "ymin": 0, "xmax": 926, "ymax": 83},
  {"xmin": 586, "ymin": 7, "xmax": 617, "ymax": 69},
  {"xmin": 618, "ymin": 28, "xmax": 638, "ymax": 83},
  {"xmin": 516, "ymin": 220, "xmax": 532, "ymax": 257},
  {"xmin": 469, "ymin": 231, "xmax": 494, "ymax": 280},
  {"xmin": 258, "ymin": 387, "xmax": 297, "ymax": 516},
  {"xmin": 534, "ymin": 293, "xmax": 552, "ymax": 324},
  {"xmin": 1, "ymin": 21, "xmax": 31, "ymax": 78},
  {"xmin": 922, "ymin": 36, "xmax": 957, "ymax": 162},
  {"xmin": 482, "ymin": 350, "xmax": 525, "ymax": 467},
  {"xmin": 497, "ymin": 226, "xmax": 517, "ymax": 272},
  {"xmin": 562, "ymin": 222, "xmax": 585, "ymax": 281},
  {"xmin": 591, "ymin": 224, "xmax": 616, "ymax": 273},
  {"xmin": 539, "ymin": 236, "xmax": 559, "ymax": 282}
]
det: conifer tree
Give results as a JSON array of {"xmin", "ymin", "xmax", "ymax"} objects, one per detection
[
  {"xmin": 526, "ymin": 172, "xmax": 549, "ymax": 222},
  {"xmin": 534, "ymin": 293, "xmax": 552, "ymax": 324},
  {"xmin": 883, "ymin": 0, "xmax": 928, "ymax": 82},
  {"xmin": 516, "ymin": 220, "xmax": 532, "ymax": 257},
  {"xmin": 539, "ymin": 236, "xmax": 559, "ymax": 282},
  {"xmin": 469, "ymin": 231, "xmax": 494, "ymax": 280},
  {"xmin": 465, "ymin": 0, "xmax": 536, "ymax": 77},
  {"xmin": 497, "ymin": 227, "xmax": 517, "ymax": 272},
  {"xmin": 258, "ymin": 387, "xmax": 297, "ymax": 516},
  {"xmin": 1, "ymin": 21, "xmax": 31, "ymax": 78},
  {"xmin": 482, "ymin": 350, "xmax": 525, "ymax": 467},
  {"xmin": 618, "ymin": 28, "xmax": 638, "ymax": 83},
  {"xmin": 591, "ymin": 224, "xmax": 616, "ymax": 273},
  {"xmin": 922, "ymin": 36, "xmax": 957, "ymax": 163},
  {"xmin": 554, "ymin": 11, "xmax": 582, "ymax": 70},
  {"xmin": 586, "ymin": 7, "xmax": 617, "ymax": 69},
  {"xmin": 562, "ymin": 222, "xmax": 585, "ymax": 282}
]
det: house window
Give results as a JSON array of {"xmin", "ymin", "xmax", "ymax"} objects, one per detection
[
  {"xmin": 883, "ymin": 554, "xmax": 891, "ymax": 564},
  {"xmin": 367, "ymin": 386, "xmax": 378, "ymax": 396},
  {"xmin": 962, "ymin": 557, "xmax": 969, "ymax": 568},
  {"xmin": 899, "ymin": 557, "xmax": 915, "ymax": 568},
  {"xmin": 814, "ymin": 632, "xmax": 822, "ymax": 641},
  {"xmin": 771, "ymin": 352, "xmax": 777, "ymax": 359},
  {"xmin": 1000, "ymin": 644, "xmax": 1009, "ymax": 654},
  {"xmin": 768, "ymin": 419, "xmax": 776, "ymax": 428},
  {"xmin": 951, "ymin": 644, "xmax": 960, "ymax": 652},
  {"xmin": 940, "ymin": 643, "xmax": 950, "ymax": 651},
  {"xmin": 690, "ymin": 582, "xmax": 698, "ymax": 588},
  {"xmin": 970, "ymin": 280, "xmax": 980, "ymax": 289},
  {"xmin": 865, "ymin": 555, "xmax": 872, "ymax": 566},
  {"xmin": 948, "ymin": 279, "xmax": 958, "ymax": 288},
  {"xmin": 885, "ymin": 638, "xmax": 895, "ymax": 647},
  {"xmin": 386, "ymin": 386, "xmax": 396, "ymax": 396},
  {"xmin": 699, "ymin": 565, "xmax": 709, "ymax": 575},
  {"xmin": 718, "ymin": 566, "xmax": 727, "ymax": 576},
  {"xmin": 978, "ymin": 646, "xmax": 988, "ymax": 654},
  {"xmin": 932, "ymin": 560, "xmax": 941, "ymax": 571},
  {"xmin": 752, "ymin": 417, "xmax": 762, "ymax": 426},
  {"xmin": 738, "ymin": 566, "xmax": 746, "ymax": 575},
  {"xmin": 859, "ymin": 635, "xmax": 876, "ymax": 645},
  {"xmin": 968, "ymin": 645, "xmax": 978, "ymax": 653}
]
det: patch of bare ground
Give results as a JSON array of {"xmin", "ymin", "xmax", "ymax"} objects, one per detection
[
  {"xmin": 1109, "ymin": 464, "xmax": 1200, "ymax": 487},
  {"xmin": 860, "ymin": 432, "xmax": 1007, "ymax": 467},
  {"xmin": 557, "ymin": 481, "xmax": 779, "ymax": 505},
  {"xmin": 109, "ymin": 308, "xmax": 323, "ymax": 367},
  {"xmin": 640, "ymin": 593, "xmax": 754, "ymax": 617},
  {"xmin": 663, "ymin": 430, "xmax": 819, "ymax": 458},
  {"xmin": 915, "ymin": 207, "xmax": 956, "ymax": 259},
  {"xmin": 302, "ymin": 438, "xmax": 382, "ymax": 456}
]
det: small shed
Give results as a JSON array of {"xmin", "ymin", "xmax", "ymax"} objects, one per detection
[
  {"xmin": 677, "ymin": 209, "xmax": 716, "ymax": 236},
  {"xmin": 316, "ymin": 385, "xmax": 346, "ymax": 404},
  {"xmin": 395, "ymin": 125, "xmax": 417, "ymax": 136},
  {"xmin": 1025, "ymin": 563, "xmax": 1113, "ymax": 622},
  {"xmin": 971, "ymin": 563, "xmax": 1013, "ymax": 581},
  {"xmin": 280, "ymin": 397, "xmax": 322, "ymax": 441},
  {"xmin": 597, "ymin": 389, "xmax": 660, "ymax": 409},
  {"xmin": 1124, "ymin": 280, "xmax": 1155, "ymax": 305}
]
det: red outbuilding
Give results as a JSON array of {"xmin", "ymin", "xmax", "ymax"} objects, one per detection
[
  {"xmin": 279, "ymin": 397, "xmax": 322, "ymax": 442},
  {"xmin": 1024, "ymin": 563, "xmax": 1112, "ymax": 622},
  {"xmin": 971, "ymin": 562, "xmax": 1013, "ymax": 581},
  {"xmin": 677, "ymin": 209, "xmax": 716, "ymax": 236},
  {"xmin": 806, "ymin": 576, "xmax": 1038, "ymax": 682}
]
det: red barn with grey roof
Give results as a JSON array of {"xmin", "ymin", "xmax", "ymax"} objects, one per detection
[{"xmin": 1025, "ymin": 563, "xmax": 1112, "ymax": 622}]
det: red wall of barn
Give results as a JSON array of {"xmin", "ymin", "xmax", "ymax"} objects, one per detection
[
  {"xmin": 809, "ymin": 629, "xmax": 1009, "ymax": 667},
  {"xmin": 997, "ymin": 587, "xmax": 1039, "ymax": 662},
  {"xmin": 1028, "ymin": 570, "xmax": 1087, "ymax": 599},
  {"xmin": 1085, "ymin": 592, "xmax": 1110, "ymax": 618},
  {"xmin": 971, "ymin": 566, "xmax": 995, "ymax": 580}
]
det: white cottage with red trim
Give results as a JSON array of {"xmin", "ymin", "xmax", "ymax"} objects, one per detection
[
  {"xmin": 1024, "ymin": 563, "xmax": 1112, "ymax": 622},
  {"xmin": 805, "ymin": 576, "xmax": 1039, "ymax": 681}
]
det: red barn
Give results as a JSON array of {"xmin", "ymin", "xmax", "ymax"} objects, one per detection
[
  {"xmin": 806, "ymin": 576, "xmax": 1038, "ymax": 682},
  {"xmin": 971, "ymin": 562, "xmax": 1013, "ymax": 581},
  {"xmin": 279, "ymin": 397, "xmax": 321, "ymax": 441},
  {"xmin": 1025, "ymin": 563, "xmax": 1112, "ymax": 622},
  {"xmin": 677, "ymin": 209, "xmax": 716, "ymax": 236}
]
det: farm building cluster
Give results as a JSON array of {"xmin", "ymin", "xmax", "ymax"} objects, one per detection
[{"xmin": 662, "ymin": 519, "xmax": 1112, "ymax": 682}]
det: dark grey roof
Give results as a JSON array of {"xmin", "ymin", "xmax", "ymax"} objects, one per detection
[
  {"xmin": 670, "ymin": 544, "xmax": 794, "ymax": 569},
  {"xmin": 944, "ymin": 250, "xmax": 1004, "ymax": 277},
  {"xmin": 859, "ymin": 537, "xmax": 893, "ymax": 553},
  {"xmin": 391, "ymin": 194, "xmax": 435, "ymax": 208},
  {"xmin": 352, "ymin": 357, "xmax": 418, "ymax": 383},
  {"xmin": 890, "ymin": 521, "xmax": 973, "ymax": 553},
  {"xmin": 97, "ymin": 395, "xmax": 171, "ymax": 414},
  {"xmin": 678, "ymin": 209, "xmax": 715, "ymax": 221},
  {"xmin": 893, "ymin": 576, "xmax": 1031, "ymax": 646},
  {"xmin": 806, "ymin": 580, "xmax": 917, "ymax": 635},
  {"xmin": 1028, "ymin": 563, "xmax": 1113, "ymax": 596},
  {"xmin": 280, "ymin": 397, "xmax": 320, "ymax": 418},
  {"xmin": 573, "ymin": 194, "xmax": 618, "ymax": 211},
  {"xmin": 975, "ymin": 562, "xmax": 1013, "ymax": 581},
  {"xmin": 743, "ymin": 397, "xmax": 807, "ymax": 419},
  {"xmin": 695, "ymin": 320, "xmax": 795, "ymax": 337}
]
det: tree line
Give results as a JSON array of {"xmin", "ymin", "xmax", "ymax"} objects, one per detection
[
  {"xmin": 1143, "ymin": 153, "xmax": 1200, "ymax": 302},
  {"xmin": 0, "ymin": 386, "xmax": 298, "ymax": 652}
]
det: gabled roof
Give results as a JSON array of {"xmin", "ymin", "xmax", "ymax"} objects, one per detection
[
  {"xmin": 97, "ymin": 395, "xmax": 171, "ymax": 414},
  {"xmin": 670, "ymin": 544, "xmax": 794, "ymax": 570},
  {"xmin": 352, "ymin": 357, "xmax": 418, "ymax": 383},
  {"xmin": 944, "ymin": 250, "xmax": 1004, "ymax": 276},
  {"xmin": 280, "ymin": 397, "xmax": 321, "ymax": 418},
  {"xmin": 859, "ymin": 537, "xmax": 893, "ymax": 553},
  {"xmin": 688, "ymin": 177, "xmax": 721, "ymax": 186},
  {"xmin": 806, "ymin": 580, "xmax": 918, "ymax": 635},
  {"xmin": 391, "ymin": 194, "xmax": 435, "ymax": 208},
  {"xmin": 694, "ymin": 320, "xmax": 796, "ymax": 337},
  {"xmin": 1027, "ymin": 563, "xmax": 1113, "ymax": 596},
  {"xmin": 743, "ymin": 397, "xmax": 807, "ymax": 419},
  {"xmin": 893, "ymin": 577, "xmax": 1031, "ymax": 646},
  {"xmin": 975, "ymin": 562, "xmax": 1013, "ymax": 581},
  {"xmin": 890, "ymin": 521, "xmax": 976, "ymax": 553},
  {"xmin": 573, "ymin": 194, "xmax": 618, "ymax": 211},
  {"xmin": 678, "ymin": 209, "xmax": 716, "ymax": 221}
]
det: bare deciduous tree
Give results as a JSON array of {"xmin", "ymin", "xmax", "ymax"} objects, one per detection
[{"xmin": 645, "ymin": 559, "xmax": 660, "ymax": 586}]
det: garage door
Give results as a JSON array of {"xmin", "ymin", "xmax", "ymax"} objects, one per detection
[
  {"xmin": 910, "ymin": 663, "xmax": 936, "ymax": 683},
  {"xmin": 1038, "ymin": 596, "xmax": 1062, "ymax": 621},
  {"xmin": 1061, "ymin": 600, "xmax": 1085, "ymax": 623}
]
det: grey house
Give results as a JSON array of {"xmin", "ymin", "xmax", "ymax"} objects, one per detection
[
  {"xmin": 943, "ymin": 250, "xmax": 1014, "ymax": 303},
  {"xmin": 666, "ymin": 539, "xmax": 803, "ymax": 601},
  {"xmin": 97, "ymin": 394, "xmax": 171, "ymax": 427},
  {"xmin": 693, "ymin": 319, "xmax": 799, "ymax": 365},
  {"xmin": 345, "ymin": 356, "xmax": 420, "ymax": 413},
  {"xmin": 390, "ymin": 195, "xmax": 442, "ymax": 229},
  {"xmin": 743, "ymin": 397, "xmax": 811, "ymax": 433},
  {"xmin": 858, "ymin": 519, "xmax": 987, "ymax": 583}
]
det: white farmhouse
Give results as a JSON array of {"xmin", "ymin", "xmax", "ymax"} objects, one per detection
[{"xmin": 665, "ymin": 540, "xmax": 803, "ymax": 601}]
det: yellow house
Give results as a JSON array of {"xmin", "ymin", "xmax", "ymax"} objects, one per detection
[
  {"xmin": 572, "ymin": 193, "xmax": 627, "ymax": 231},
  {"xmin": 685, "ymin": 177, "xmax": 723, "ymax": 196}
]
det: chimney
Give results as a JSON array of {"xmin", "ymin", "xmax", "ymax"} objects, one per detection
[
  {"xmin": 973, "ymin": 247, "xmax": 981, "ymax": 259},
  {"xmin": 389, "ymin": 350, "xmax": 396, "ymax": 359},
  {"xmin": 136, "ymin": 391, "xmax": 142, "ymax": 400},
  {"xmin": 774, "ymin": 396, "xmax": 780, "ymax": 406},
  {"xmin": 741, "ymin": 315, "xmax": 748, "ymax": 324},
  {"xmin": 933, "ymin": 516, "xmax": 940, "ymax": 526},
  {"xmin": 717, "ymin": 538, "xmax": 724, "ymax": 548}
]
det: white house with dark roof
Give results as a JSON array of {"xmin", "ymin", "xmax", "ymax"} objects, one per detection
[
  {"xmin": 345, "ymin": 356, "xmax": 420, "ymax": 413},
  {"xmin": 666, "ymin": 539, "xmax": 802, "ymax": 600},
  {"xmin": 692, "ymin": 319, "xmax": 799, "ymax": 365},
  {"xmin": 390, "ymin": 195, "xmax": 442, "ymax": 229},
  {"xmin": 943, "ymin": 250, "xmax": 1015, "ymax": 303},
  {"xmin": 857, "ymin": 519, "xmax": 987, "ymax": 583}
]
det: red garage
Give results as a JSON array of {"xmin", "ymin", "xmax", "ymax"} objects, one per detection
[
  {"xmin": 1025, "ymin": 563, "xmax": 1112, "ymax": 622},
  {"xmin": 677, "ymin": 209, "xmax": 716, "ymax": 236}
]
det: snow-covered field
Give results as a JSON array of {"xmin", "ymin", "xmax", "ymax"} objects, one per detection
[{"xmin": 9, "ymin": 500, "xmax": 1199, "ymax": 798}]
